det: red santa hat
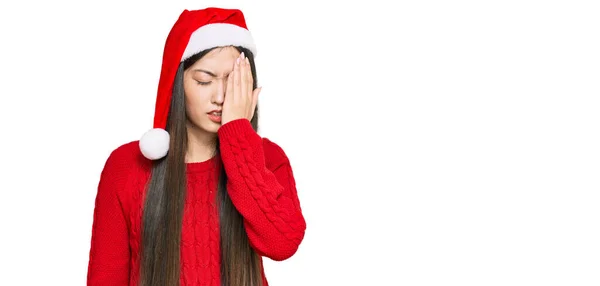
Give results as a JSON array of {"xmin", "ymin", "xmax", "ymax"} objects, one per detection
[{"xmin": 138, "ymin": 7, "xmax": 257, "ymax": 160}]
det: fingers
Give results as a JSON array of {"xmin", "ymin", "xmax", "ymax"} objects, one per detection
[
  {"xmin": 245, "ymin": 57, "xmax": 253, "ymax": 88},
  {"xmin": 226, "ymin": 61, "xmax": 234, "ymax": 104},
  {"xmin": 227, "ymin": 51, "xmax": 256, "ymax": 122},
  {"xmin": 241, "ymin": 53, "xmax": 254, "ymax": 98},
  {"xmin": 244, "ymin": 56, "xmax": 255, "ymax": 118},
  {"xmin": 235, "ymin": 53, "xmax": 242, "ymax": 105},
  {"xmin": 240, "ymin": 52, "xmax": 255, "ymax": 120},
  {"xmin": 238, "ymin": 52, "xmax": 247, "ymax": 105}
]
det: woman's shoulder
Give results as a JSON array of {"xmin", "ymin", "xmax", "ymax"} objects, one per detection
[
  {"xmin": 107, "ymin": 139, "xmax": 145, "ymax": 160},
  {"xmin": 102, "ymin": 140, "xmax": 152, "ymax": 174}
]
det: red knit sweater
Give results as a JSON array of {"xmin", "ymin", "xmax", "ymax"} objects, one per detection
[{"xmin": 87, "ymin": 119, "xmax": 306, "ymax": 285}]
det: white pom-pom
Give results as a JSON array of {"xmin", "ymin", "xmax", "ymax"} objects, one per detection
[{"xmin": 139, "ymin": 128, "xmax": 170, "ymax": 160}]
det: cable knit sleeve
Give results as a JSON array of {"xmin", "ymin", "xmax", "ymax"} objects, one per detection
[
  {"xmin": 87, "ymin": 145, "xmax": 132, "ymax": 285},
  {"xmin": 217, "ymin": 118, "xmax": 307, "ymax": 261}
]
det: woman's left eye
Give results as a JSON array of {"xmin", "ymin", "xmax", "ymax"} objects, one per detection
[{"xmin": 196, "ymin": 80, "xmax": 211, "ymax": 85}]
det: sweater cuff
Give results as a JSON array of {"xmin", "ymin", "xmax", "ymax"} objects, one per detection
[{"xmin": 217, "ymin": 118, "xmax": 257, "ymax": 140}]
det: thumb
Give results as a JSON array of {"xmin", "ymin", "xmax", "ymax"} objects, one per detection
[{"xmin": 252, "ymin": 87, "xmax": 262, "ymax": 110}]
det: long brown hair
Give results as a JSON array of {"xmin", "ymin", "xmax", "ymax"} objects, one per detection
[{"xmin": 139, "ymin": 46, "xmax": 262, "ymax": 286}]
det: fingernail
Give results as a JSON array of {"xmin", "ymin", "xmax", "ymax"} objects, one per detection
[
  {"xmin": 240, "ymin": 52, "xmax": 245, "ymax": 59},
  {"xmin": 245, "ymin": 57, "xmax": 250, "ymax": 65},
  {"xmin": 236, "ymin": 57, "xmax": 240, "ymax": 65}
]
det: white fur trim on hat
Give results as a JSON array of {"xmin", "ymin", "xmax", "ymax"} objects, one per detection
[
  {"xmin": 181, "ymin": 23, "xmax": 257, "ymax": 61},
  {"xmin": 139, "ymin": 128, "xmax": 170, "ymax": 160}
]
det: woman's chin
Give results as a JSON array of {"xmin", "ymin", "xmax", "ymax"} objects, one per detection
[
  {"xmin": 201, "ymin": 124, "xmax": 220, "ymax": 134},
  {"xmin": 188, "ymin": 120, "xmax": 220, "ymax": 135}
]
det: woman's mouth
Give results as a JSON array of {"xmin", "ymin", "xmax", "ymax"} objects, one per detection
[{"xmin": 207, "ymin": 111, "xmax": 222, "ymax": 123}]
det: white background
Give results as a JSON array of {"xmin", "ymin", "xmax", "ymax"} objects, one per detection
[{"xmin": 1, "ymin": 0, "xmax": 599, "ymax": 285}]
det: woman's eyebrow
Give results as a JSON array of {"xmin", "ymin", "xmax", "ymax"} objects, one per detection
[{"xmin": 193, "ymin": 69, "xmax": 217, "ymax": 77}]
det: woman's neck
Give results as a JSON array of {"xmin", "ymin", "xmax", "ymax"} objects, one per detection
[{"xmin": 185, "ymin": 123, "xmax": 217, "ymax": 163}]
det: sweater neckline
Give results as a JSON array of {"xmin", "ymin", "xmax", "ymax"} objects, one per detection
[{"xmin": 185, "ymin": 154, "xmax": 219, "ymax": 173}]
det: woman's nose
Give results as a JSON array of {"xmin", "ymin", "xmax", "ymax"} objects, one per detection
[{"xmin": 212, "ymin": 79, "xmax": 227, "ymax": 104}]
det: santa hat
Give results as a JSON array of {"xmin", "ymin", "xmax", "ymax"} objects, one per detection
[{"xmin": 138, "ymin": 7, "xmax": 257, "ymax": 160}]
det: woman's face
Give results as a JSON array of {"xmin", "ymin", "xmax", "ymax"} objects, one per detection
[{"xmin": 183, "ymin": 46, "xmax": 240, "ymax": 134}]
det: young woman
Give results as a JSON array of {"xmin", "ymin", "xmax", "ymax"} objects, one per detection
[{"xmin": 86, "ymin": 7, "xmax": 306, "ymax": 286}]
